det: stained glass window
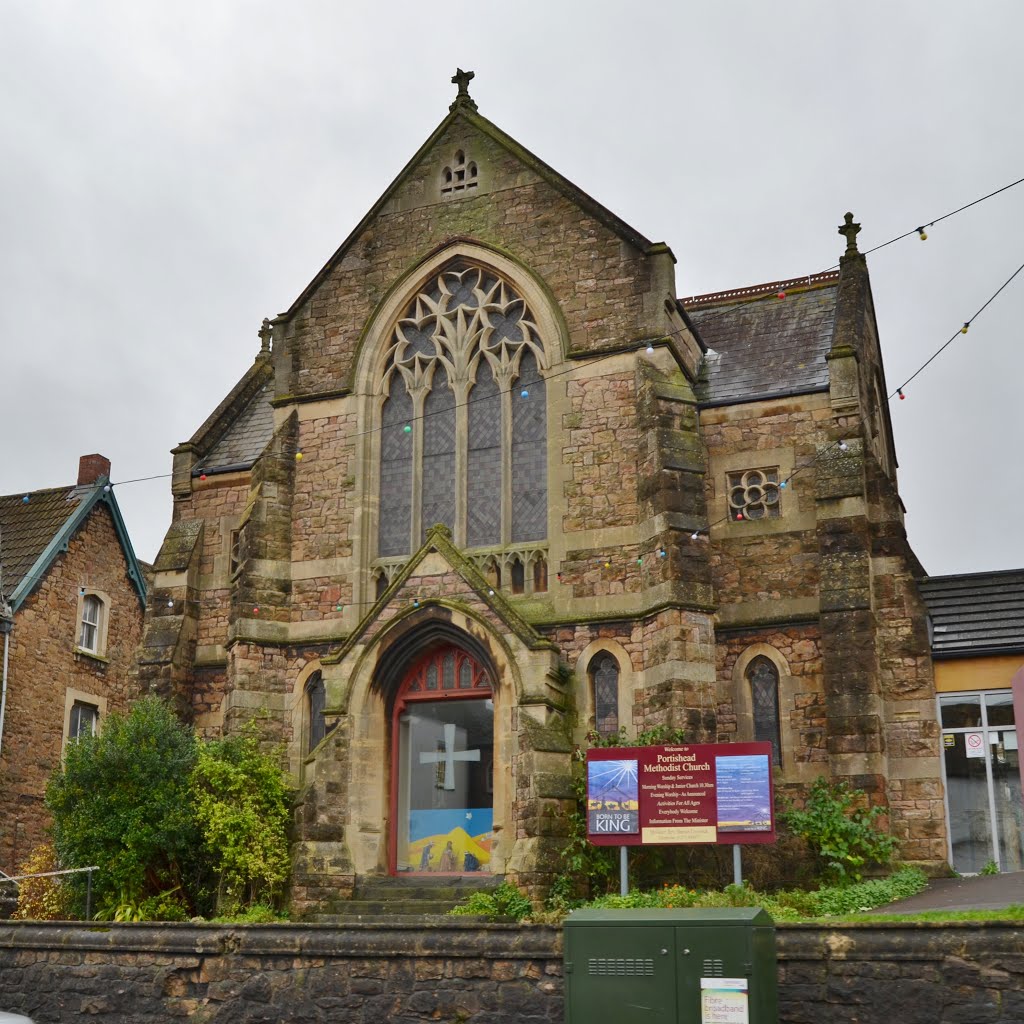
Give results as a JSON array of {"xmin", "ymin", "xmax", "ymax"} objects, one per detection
[
  {"xmin": 306, "ymin": 672, "xmax": 326, "ymax": 752},
  {"xmin": 748, "ymin": 656, "xmax": 782, "ymax": 766},
  {"xmin": 591, "ymin": 653, "xmax": 620, "ymax": 738},
  {"xmin": 421, "ymin": 367, "xmax": 456, "ymax": 539},
  {"xmin": 377, "ymin": 261, "xmax": 547, "ymax": 558}
]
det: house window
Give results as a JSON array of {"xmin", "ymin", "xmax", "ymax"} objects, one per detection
[
  {"xmin": 69, "ymin": 700, "xmax": 99, "ymax": 740},
  {"xmin": 306, "ymin": 672, "xmax": 326, "ymax": 753},
  {"xmin": 378, "ymin": 261, "xmax": 547, "ymax": 556},
  {"xmin": 590, "ymin": 653, "xmax": 620, "ymax": 738},
  {"xmin": 747, "ymin": 655, "xmax": 782, "ymax": 766},
  {"xmin": 229, "ymin": 529, "xmax": 242, "ymax": 576},
  {"xmin": 78, "ymin": 594, "xmax": 104, "ymax": 653},
  {"xmin": 728, "ymin": 468, "xmax": 781, "ymax": 521}
]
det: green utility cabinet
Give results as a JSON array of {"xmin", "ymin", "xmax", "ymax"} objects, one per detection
[{"xmin": 564, "ymin": 908, "xmax": 777, "ymax": 1024}]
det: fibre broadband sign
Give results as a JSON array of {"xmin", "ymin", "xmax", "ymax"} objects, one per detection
[{"xmin": 586, "ymin": 742, "xmax": 776, "ymax": 846}]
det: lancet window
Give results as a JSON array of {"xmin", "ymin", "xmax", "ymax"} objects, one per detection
[
  {"xmin": 747, "ymin": 655, "xmax": 782, "ymax": 766},
  {"xmin": 378, "ymin": 262, "xmax": 548, "ymax": 556}
]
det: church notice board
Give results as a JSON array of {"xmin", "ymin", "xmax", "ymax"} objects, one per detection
[{"xmin": 586, "ymin": 742, "xmax": 776, "ymax": 846}]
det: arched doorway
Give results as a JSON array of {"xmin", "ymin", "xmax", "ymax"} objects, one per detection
[{"xmin": 390, "ymin": 644, "xmax": 495, "ymax": 874}]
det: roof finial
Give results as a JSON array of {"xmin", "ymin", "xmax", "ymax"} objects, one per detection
[
  {"xmin": 450, "ymin": 68, "xmax": 477, "ymax": 111},
  {"xmin": 839, "ymin": 212, "xmax": 861, "ymax": 257},
  {"xmin": 258, "ymin": 317, "xmax": 273, "ymax": 355}
]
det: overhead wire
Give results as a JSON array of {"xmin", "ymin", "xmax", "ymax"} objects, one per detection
[{"xmin": 4, "ymin": 175, "xmax": 1024, "ymax": 604}]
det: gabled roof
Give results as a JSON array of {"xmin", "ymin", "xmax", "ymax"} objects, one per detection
[
  {"xmin": 919, "ymin": 569, "xmax": 1024, "ymax": 659},
  {"xmin": 323, "ymin": 523, "xmax": 554, "ymax": 667},
  {"xmin": 0, "ymin": 480, "xmax": 147, "ymax": 613},
  {"xmin": 281, "ymin": 95, "xmax": 660, "ymax": 321},
  {"xmin": 202, "ymin": 382, "xmax": 276, "ymax": 472},
  {"xmin": 685, "ymin": 272, "xmax": 839, "ymax": 406},
  {"xmin": 178, "ymin": 355, "xmax": 273, "ymax": 474}
]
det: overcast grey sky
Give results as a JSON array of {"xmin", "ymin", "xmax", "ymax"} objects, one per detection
[{"xmin": 2, "ymin": 1, "xmax": 1022, "ymax": 575}]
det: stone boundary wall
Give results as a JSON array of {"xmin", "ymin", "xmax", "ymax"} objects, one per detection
[{"xmin": 1, "ymin": 918, "xmax": 1023, "ymax": 1023}]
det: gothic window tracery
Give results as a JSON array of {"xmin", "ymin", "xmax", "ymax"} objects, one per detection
[
  {"xmin": 728, "ymin": 468, "xmax": 781, "ymax": 521},
  {"xmin": 378, "ymin": 262, "xmax": 548, "ymax": 557}
]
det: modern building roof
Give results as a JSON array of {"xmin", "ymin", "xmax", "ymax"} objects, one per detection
[
  {"xmin": 685, "ymin": 272, "xmax": 839, "ymax": 406},
  {"xmin": 919, "ymin": 569, "xmax": 1024, "ymax": 658}
]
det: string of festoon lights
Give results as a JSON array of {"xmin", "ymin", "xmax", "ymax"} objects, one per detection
[{"xmin": 5, "ymin": 176, "xmax": 1023, "ymax": 611}]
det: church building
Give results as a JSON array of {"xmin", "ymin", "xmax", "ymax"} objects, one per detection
[{"xmin": 137, "ymin": 72, "xmax": 944, "ymax": 913}]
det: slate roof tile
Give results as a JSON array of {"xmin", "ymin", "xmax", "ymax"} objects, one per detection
[
  {"xmin": 919, "ymin": 570, "xmax": 1024, "ymax": 657},
  {"xmin": 202, "ymin": 387, "xmax": 275, "ymax": 471},
  {"xmin": 0, "ymin": 485, "xmax": 83, "ymax": 598},
  {"xmin": 684, "ymin": 275, "xmax": 839, "ymax": 405}
]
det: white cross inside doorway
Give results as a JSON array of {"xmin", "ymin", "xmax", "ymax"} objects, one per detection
[{"xmin": 419, "ymin": 722, "xmax": 481, "ymax": 790}]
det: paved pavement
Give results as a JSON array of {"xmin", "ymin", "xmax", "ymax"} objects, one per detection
[{"xmin": 870, "ymin": 870, "xmax": 1024, "ymax": 913}]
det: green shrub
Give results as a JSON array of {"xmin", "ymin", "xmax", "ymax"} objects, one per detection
[
  {"xmin": 449, "ymin": 881, "xmax": 533, "ymax": 920},
  {"xmin": 804, "ymin": 867, "xmax": 927, "ymax": 916},
  {"xmin": 46, "ymin": 696, "xmax": 205, "ymax": 917},
  {"xmin": 189, "ymin": 731, "xmax": 292, "ymax": 915},
  {"xmin": 780, "ymin": 777, "xmax": 898, "ymax": 883},
  {"xmin": 544, "ymin": 867, "xmax": 928, "ymax": 924},
  {"xmin": 11, "ymin": 844, "xmax": 75, "ymax": 921}
]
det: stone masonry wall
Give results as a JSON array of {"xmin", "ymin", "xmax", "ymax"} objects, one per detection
[
  {"xmin": 0, "ymin": 506, "xmax": 143, "ymax": 872},
  {"xmin": 700, "ymin": 396, "xmax": 827, "ymax": 611},
  {"xmin": 2, "ymin": 920, "xmax": 1023, "ymax": 1024},
  {"xmin": 280, "ymin": 121, "xmax": 659, "ymax": 401}
]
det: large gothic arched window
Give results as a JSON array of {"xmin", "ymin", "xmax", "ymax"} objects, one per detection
[{"xmin": 378, "ymin": 262, "xmax": 547, "ymax": 556}]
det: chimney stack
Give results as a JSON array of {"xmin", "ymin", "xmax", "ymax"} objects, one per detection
[{"xmin": 78, "ymin": 454, "xmax": 111, "ymax": 486}]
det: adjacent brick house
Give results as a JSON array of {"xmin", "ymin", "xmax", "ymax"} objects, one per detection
[
  {"xmin": 0, "ymin": 455, "xmax": 147, "ymax": 873},
  {"xmin": 138, "ymin": 72, "xmax": 945, "ymax": 912}
]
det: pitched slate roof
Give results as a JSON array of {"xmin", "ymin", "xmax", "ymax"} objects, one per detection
[
  {"xmin": 0, "ymin": 486, "xmax": 85, "ymax": 599},
  {"xmin": 919, "ymin": 570, "xmax": 1024, "ymax": 658},
  {"xmin": 0, "ymin": 482, "xmax": 147, "ymax": 611},
  {"xmin": 684, "ymin": 273, "xmax": 839, "ymax": 405},
  {"xmin": 201, "ymin": 385, "xmax": 275, "ymax": 471}
]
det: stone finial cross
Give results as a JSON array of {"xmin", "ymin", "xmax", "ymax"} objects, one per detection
[
  {"xmin": 419, "ymin": 722, "xmax": 481, "ymax": 790},
  {"xmin": 450, "ymin": 68, "xmax": 478, "ymax": 111},
  {"xmin": 839, "ymin": 212, "xmax": 861, "ymax": 256},
  {"xmin": 258, "ymin": 317, "xmax": 273, "ymax": 354}
]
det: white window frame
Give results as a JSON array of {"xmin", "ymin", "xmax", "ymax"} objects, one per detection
[{"xmin": 75, "ymin": 590, "xmax": 110, "ymax": 658}]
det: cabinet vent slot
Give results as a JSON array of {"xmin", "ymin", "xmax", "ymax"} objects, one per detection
[
  {"xmin": 703, "ymin": 959, "xmax": 724, "ymax": 976},
  {"xmin": 587, "ymin": 958, "xmax": 655, "ymax": 976}
]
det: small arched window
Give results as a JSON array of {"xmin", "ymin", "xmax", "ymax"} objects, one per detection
[
  {"xmin": 510, "ymin": 558, "xmax": 525, "ymax": 595},
  {"xmin": 305, "ymin": 671, "xmax": 326, "ymax": 753},
  {"xmin": 747, "ymin": 655, "xmax": 781, "ymax": 766},
  {"xmin": 589, "ymin": 653, "xmax": 620, "ymax": 737}
]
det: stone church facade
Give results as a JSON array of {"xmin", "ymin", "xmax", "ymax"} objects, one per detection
[{"xmin": 138, "ymin": 73, "xmax": 944, "ymax": 912}]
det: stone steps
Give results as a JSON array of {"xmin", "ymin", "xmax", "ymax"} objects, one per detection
[{"xmin": 308, "ymin": 874, "xmax": 499, "ymax": 920}]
